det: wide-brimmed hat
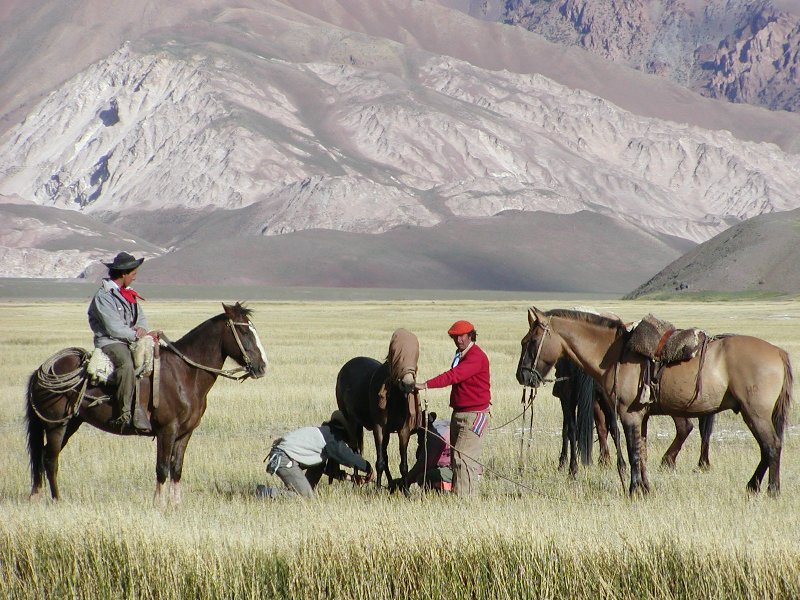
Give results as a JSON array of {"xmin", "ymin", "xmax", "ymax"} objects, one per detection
[
  {"xmin": 104, "ymin": 252, "xmax": 144, "ymax": 271},
  {"xmin": 447, "ymin": 320, "xmax": 475, "ymax": 336}
]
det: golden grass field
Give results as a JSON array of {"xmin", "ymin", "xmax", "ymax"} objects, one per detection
[{"xmin": 1, "ymin": 297, "xmax": 798, "ymax": 599}]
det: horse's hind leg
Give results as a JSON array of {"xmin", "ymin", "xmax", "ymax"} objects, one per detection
[
  {"xmin": 43, "ymin": 424, "xmax": 73, "ymax": 500},
  {"xmin": 698, "ymin": 414, "xmax": 714, "ymax": 471},
  {"xmin": 661, "ymin": 417, "xmax": 693, "ymax": 469},
  {"xmin": 593, "ymin": 398, "xmax": 611, "ymax": 466},
  {"xmin": 741, "ymin": 413, "xmax": 781, "ymax": 495}
]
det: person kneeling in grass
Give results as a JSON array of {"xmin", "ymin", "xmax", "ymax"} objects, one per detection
[{"xmin": 256, "ymin": 410, "xmax": 373, "ymax": 499}]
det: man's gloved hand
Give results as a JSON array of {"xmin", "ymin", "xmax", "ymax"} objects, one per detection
[{"xmin": 364, "ymin": 462, "xmax": 375, "ymax": 484}]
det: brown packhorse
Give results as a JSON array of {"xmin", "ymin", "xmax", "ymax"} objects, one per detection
[
  {"xmin": 25, "ymin": 302, "xmax": 268, "ymax": 505},
  {"xmin": 336, "ymin": 328, "xmax": 421, "ymax": 494},
  {"xmin": 517, "ymin": 307, "xmax": 792, "ymax": 495}
]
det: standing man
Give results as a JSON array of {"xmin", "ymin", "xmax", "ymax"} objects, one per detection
[
  {"xmin": 416, "ymin": 320, "xmax": 491, "ymax": 496},
  {"xmin": 88, "ymin": 251, "xmax": 152, "ymax": 432}
]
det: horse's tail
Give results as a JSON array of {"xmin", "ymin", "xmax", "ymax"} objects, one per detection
[
  {"xmin": 773, "ymin": 349, "xmax": 793, "ymax": 442},
  {"xmin": 577, "ymin": 376, "xmax": 594, "ymax": 466},
  {"xmin": 25, "ymin": 371, "xmax": 46, "ymax": 492}
]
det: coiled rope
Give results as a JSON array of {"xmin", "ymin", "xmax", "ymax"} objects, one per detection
[{"xmin": 30, "ymin": 347, "xmax": 90, "ymax": 424}]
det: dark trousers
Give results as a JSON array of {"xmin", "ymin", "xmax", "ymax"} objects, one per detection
[{"xmin": 102, "ymin": 342, "xmax": 135, "ymax": 416}]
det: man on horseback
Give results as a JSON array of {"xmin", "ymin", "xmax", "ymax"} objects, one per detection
[
  {"xmin": 415, "ymin": 320, "xmax": 491, "ymax": 497},
  {"xmin": 87, "ymin": 251, "xmax": 153, "ymax": 433}
]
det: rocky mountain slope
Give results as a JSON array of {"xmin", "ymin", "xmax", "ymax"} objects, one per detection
[
  {"xmin": 456, "ymin": 0, "xmax": 800, "ymax": 113},
  {"xmin": 626, "ymin": 207, "xmax": 800, "ymax": 297},
  {"xmin": 1, "ymin": 0, "xmax": 799, "ymax": 292}
]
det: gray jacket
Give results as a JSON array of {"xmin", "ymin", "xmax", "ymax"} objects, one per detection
[
  {"xmin": 87, "ymin": 279, "xmax": 148, "ymax": 348},
  {"xmin": 275, "ymin": 425, "xmax": 369, "ymax": 472}
]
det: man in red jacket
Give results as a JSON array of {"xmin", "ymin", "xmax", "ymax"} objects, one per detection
[{"xmin": 416, "ymin": 320, "xmax": 491, "ymax": 496}]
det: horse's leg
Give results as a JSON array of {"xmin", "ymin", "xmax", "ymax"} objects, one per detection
[
  {"xmin": 593, "ymin": 398, "xmax": 611, "ymax": 466},
  {"xmin": 740, "ymin": 411, "xmax": 781, "ymax": 495},
  {"xmin": 42, "ymin": 424, "xmax": 70, "ymax": 500},
  {"xmin": 599, "ymin": 392, "xmax": 626, "ymax": 476},
  {"xmin": 640, "ymin": 415, "xmax": 651, "ymax": 493},
  {"xmin": 168, "ymin": 431, "xmax": 194, "ymax": 506},
  {"xmin": 558, "ymin": 397, "xmax": 569, "ymax": 470},
  {"xmin": 620, "ymin": 412, "xmax": 645, "ymax": 495},
  {"xmin": 398, "ymin": 427, "xmax": 411, "ymax": 496},
  {"xmin": 698, "ymin": 414, "xmax": 714, "ymax": 471},
  {"xmin": 155, "ymin": 424, "xmax": 177, "ymax": 508},
  {"xmin": 372, "ymin": 427, "xmax": 387, "ymax": 488},
  {"xmin": 661, "ymin": 417, "xmax": 693, "ymax": 469}
]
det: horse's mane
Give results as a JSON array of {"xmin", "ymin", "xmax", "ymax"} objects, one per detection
[{"xmin": 545, "ymin": 308, "xmax": 625, "ymax": 332}]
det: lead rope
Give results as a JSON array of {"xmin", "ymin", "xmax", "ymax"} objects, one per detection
[
  {"xmin": 518, "ymin": 387, "xmax": 535, "ymax": 471},
  {"xmin": 421, "ymin": 394, "xmax": 429, "ymax": 491},
  {"xmin": 419, "ymin": 424, "xmax": 615, "ymax": 505}
]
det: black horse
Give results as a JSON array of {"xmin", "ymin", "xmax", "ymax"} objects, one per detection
[
  {"xmin": 25, "ymin": 303, "xmax": 267, "ymax": 506},
  {"xmin": 335, "ymin": 329, "xmax": 420, "ymax": 493}
]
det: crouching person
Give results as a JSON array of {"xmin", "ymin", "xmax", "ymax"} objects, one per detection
[
  {"xmin": 393, "ymin": 412, "xmax": 453, "ymax": 493},
  {"xmin": 256, "ymin": 410, "xmax": 373, "ymax": 499}
]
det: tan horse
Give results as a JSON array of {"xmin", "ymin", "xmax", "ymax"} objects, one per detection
[{"xmin": 516, "ymin": 307, "xmax": 792, "ymax": 495}]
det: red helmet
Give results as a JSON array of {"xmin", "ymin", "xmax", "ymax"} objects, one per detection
[{"xmin": 447, "ymin": 320, "xmax": 475, "ymax": 336}]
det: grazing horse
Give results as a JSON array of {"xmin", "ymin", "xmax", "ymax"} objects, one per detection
[
  {"xmin": 25, "ymin": 303, "xmax": 267, "ymax": 505},
  {"xmin": 517, "ymin": 307, "xmax": 792, "ymax": 495},
  {"xmin": 336, "ymin": 328, "xmax": 421, "ymax": 493}
]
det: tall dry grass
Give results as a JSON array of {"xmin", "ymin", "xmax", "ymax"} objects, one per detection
[{"xmin": 1, "ymin": 298, "xmax": 798, "ymax": 599}]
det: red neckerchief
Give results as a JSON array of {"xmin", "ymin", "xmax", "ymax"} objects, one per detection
[{"xmin": 118, "ymin": 287, "xmax": 144, "ymax": 304}]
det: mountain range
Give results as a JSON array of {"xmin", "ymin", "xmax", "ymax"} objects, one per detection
[{"xmin": 1, "ymin": 0, "xmax": 799, "ymax": 294}]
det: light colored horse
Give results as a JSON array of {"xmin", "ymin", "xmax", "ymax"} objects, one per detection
[{"xmin": 516, "ymin": 307, "xmax": 792, "ymax": 495}]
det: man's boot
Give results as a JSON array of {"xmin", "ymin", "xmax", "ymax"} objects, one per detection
[
  {"xmin": 108, "ymin": 410, "xmax": 132, "ymax": 432},
  {"xmin": 132, "ymin": 405, "xmax": 151, "ymax": 432}
]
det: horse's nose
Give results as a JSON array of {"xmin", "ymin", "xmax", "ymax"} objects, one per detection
[{"xmin": 250, "ymin": 358, "xmax": 268, "ymax": 379}]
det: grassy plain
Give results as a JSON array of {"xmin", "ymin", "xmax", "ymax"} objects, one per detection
[{"xmin": 1, "ymin": 297, "xmax": 798, "ymax": 599}]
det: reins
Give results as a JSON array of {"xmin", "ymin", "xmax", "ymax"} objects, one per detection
[{"xmin": 158, "ymin": 319, "xmax": 254, "ymax": 381}]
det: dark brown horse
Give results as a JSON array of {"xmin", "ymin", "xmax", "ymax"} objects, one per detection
[
  {"xmin": 517, "ymin": 307, "xmax": 792, "ymax": 495},
  {"xmin": 336, "ymin": 328, "xmax": 420, "ymax": 493},
  {"xmin": 25, "ymin": 302, "xmax": 268, "ymax": 505}
]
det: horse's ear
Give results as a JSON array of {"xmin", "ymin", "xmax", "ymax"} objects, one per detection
[
  {"xmin": 528, "ymin": 307, "xmax": 537, "ymax": 327},
  {"xmin": 222, "ymin": 303, "xmax": 235, "ymax": 318}
]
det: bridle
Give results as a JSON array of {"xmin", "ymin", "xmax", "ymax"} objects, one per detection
[
  {"xmin": 160, "ymin": 318, "xmax": 259, "ymax": 381},
  {"xmin": 520, "ymin": 318, "xmax": 551, "ymax": 388},
  {"xmin": 227, "ymin": 319, "xmax": 259, "ymax": 378}
]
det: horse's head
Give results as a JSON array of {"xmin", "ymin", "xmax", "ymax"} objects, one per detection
[
  {"xmin": 516, "ymin": 306, "xmax": 562, "ymax": 388},
  {"xmin": 388, "ymin": 328, "xmax": 418, "ymax": 393},
  {"xmin": 222, "ymin": 302, "xmax": 268, "ymax": 379}
]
